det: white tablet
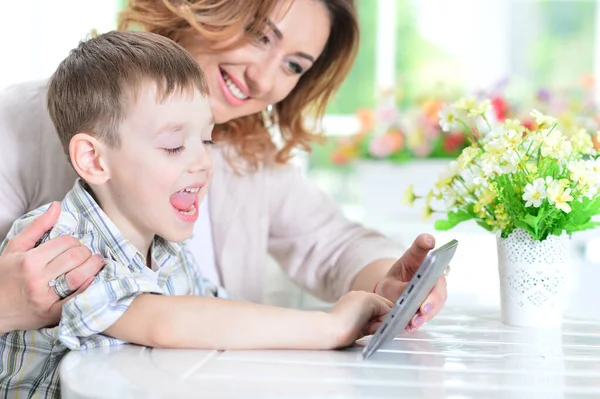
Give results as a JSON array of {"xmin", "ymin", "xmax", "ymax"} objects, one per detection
[{"xmin": 362, "ymin": 239, "xmax": 458, "ymax": 359}]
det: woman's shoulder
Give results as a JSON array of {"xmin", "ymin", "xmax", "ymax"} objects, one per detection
[
  {"xmin": 0, "ymin": 79, "xmax": 48, "ymax": 113},
  {"xmin": 0, "ymin": 79, "xmax": 52, "ymax": 136}
]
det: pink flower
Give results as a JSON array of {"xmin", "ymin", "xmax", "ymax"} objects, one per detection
[
  {"xmin": 412, "ymin": 141, "xmax": 432, "ymax": 157},
  {"xmin": 331, "ymin": 151, "xmax": 350, "ymax": 165},
  {"xmin": 491, "ymin": 96, "xmax": 509, "ymax": 121},
  {"xmin": 369, "ymin": 132, "xmax": 403, "ymax": 158},
  {"xmin": 375, "ymin": 106, "xmax": 400, "ymax": 125}
]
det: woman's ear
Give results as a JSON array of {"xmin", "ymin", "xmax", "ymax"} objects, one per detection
[{"xmin": 69, "ymin": 133, "xmax": 110, "ymax": 185}]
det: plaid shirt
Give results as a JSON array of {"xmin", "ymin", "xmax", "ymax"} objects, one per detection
[{"xmin": 0, "ymin": 180, "xmax": 224, "ymax": 398}]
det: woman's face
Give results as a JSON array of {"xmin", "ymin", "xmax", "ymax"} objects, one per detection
[{"xmin": 186, "ymin": 0, "xmax": 331, "ymax": 124}]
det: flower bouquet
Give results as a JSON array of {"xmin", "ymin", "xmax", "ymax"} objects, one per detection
[
  {"xmin": 410, "ymin": 97, "xmax": 600, "ymax": 327},
  {"xmin": 330, "ymin": 89, "xmax": 468, "ymax": 166}
]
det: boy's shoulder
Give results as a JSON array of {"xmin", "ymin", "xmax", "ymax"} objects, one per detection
[
  {"xmin": 0, "ymin": 185, "xmax": 97, "ymax": 255},
  {"xmin": 4, "ymin": 200, "xmax": 92, "ymax": 247}
]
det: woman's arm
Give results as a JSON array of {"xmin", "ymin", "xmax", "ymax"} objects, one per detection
[
  {"xmin": 0, "ymin": 203, "xmax": 103, "ymax": 334},
  {"xmin": 266, "ymin": 164, "xmax": 406, "ymax": 302},
  {"xmin": 265, "ymin": 165, "xmax": 446, "ymax": 329},
  {"xmin": 105, "ymin": 291, "xmax": 392, "ymax": 351}
]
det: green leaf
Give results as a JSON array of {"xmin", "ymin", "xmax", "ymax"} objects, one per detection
[
  {"xmin": 476, "ymin": 220, "xmax": 494, "ymax": 232},
  {"xmin": 434, "ymin": 209, "xmax": 474, "ymax": 230},
  {"xmin": 513, "ymin": 219, "xmax": 538, "ymax": 240}
]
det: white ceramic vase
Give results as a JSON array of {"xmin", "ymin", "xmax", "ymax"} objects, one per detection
[{"xmin": 496, "ymin": 228, "xmax": 572, "ymax": 328}]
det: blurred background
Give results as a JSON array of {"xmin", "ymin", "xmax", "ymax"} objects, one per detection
[{"xmin": 2, "ymin": 0, "xmax": 599, "ymax": 317}]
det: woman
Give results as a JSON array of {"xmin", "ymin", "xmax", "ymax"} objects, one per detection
[{"xmin": 0, "ymin": 0, "xmax": 446, "ymax": 335}]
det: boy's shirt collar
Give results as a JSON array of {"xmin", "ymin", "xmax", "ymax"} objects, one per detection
[{"xmin": 66, "ymin": 179, "xmax": 181, "ymax": 271}]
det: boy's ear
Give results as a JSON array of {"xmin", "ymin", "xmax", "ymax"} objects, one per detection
[{"xmin": 69, "ymin": 133, "xmax": 110, "ymax": 185}]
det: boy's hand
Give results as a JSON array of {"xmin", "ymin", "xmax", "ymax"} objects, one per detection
[{"xmin": 327, "ymin": 291, "xmax": 393, "ymax": 349}]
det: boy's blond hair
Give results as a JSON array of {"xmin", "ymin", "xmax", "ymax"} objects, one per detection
[{"xmin": 47, "ymin": 30, "xmax": 209, "ymax": 153}]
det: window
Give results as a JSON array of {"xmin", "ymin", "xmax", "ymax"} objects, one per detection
[{"xmin": 319, "ymin": 0, "xmax": 599, "ymax": 139}]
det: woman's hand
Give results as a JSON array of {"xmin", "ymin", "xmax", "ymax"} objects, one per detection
[
  {"xmin": 375, "ymin": 234, "xmax": 447, "ymax": 331},
  {"xmin": 326, "ymin": 291, "xmax": 393, "ymax": 349},
  {"xmin": 0, "ymin": 202, "xmax": 103, "ymax": 334}
]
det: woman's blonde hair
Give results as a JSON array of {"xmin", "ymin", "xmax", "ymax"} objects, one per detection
[{"xmin": 119, "ymin": 0, "xmax": 359, "ymax": 168}]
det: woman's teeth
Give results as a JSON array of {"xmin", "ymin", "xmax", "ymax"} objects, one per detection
[{"xmin": 222, "ymin": 72, "xmax": 249, "ymax": 101}]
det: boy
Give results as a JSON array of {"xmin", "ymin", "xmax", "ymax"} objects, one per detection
[{"xmin": 0, "ymin": 31, "xmax": 391, "ymax": 398}]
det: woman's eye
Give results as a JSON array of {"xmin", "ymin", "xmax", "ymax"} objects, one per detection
[
  {"xmin": 288, "ymin": 61, "xmax": 303, "ymax": 75},
  {"xmin": 256, "ymin": 34, "xmax": 270, "ymax": 46},
  {"xmin": 245, "ymin": 25, "xmax": 270, "ymax": 45},
  {"xmin": 164, "ymin": 146, "xmax": 184, "ymax": 155}
]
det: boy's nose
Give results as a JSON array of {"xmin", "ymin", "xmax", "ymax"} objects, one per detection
[{"xmin": 189, "ymin": 144, "xmax": 213, "ymax": 174}]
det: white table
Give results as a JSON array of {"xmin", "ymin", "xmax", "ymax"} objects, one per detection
[{"xmin": 60, "ymin": 308, "xmax": 600, "ymax": 398}]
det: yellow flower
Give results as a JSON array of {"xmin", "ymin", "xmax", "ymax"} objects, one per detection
[
  {"xmin": 504, "ymin": 129, "xmax": 523, "ymax": 148},
  {"xmin": 547, "ymin": 184, "xmax": 574, "ymax": 213},
  {"xmin": 479, "ymin": 187, "xmax": 496, "ymax": 206},
  {"xmin": 473, "ymin": 202, "xmax": 487, "ymax": 219},
  {"xmin": 530, "ymin": 109, "xmax": 558, "ymax": 128},
  {"xmin": 454, "ymin": 96, "xmax": 477, "ymax": 112},
  {"xmin": 484, "ymin": 216, "xmax": 497, "ymax": 229},
  {"xmin": 454, "ymin": 97, "xmax": 491, "ymax": 117},
  {"xmin": 402, "ymin": 184, "xmax": 417, "ymax": 206},
  {"xmin": 421, "ymin": 190, "xmax": 436, "ymax": 221},
  {"xmin": 457, "ymin": 147, "xmax": 479, "ymax": 170},
  {"xmin": 525, "ymin": 163, "xmax": 538, "ymax": 175},
  {"xmin": 421, "ymin": 204, "xmax": 435, "ymax": 221},
  {"xmin": 467, "ymin": 99, "xmax": 492, "ymax": 117},
  {"xmin": 435, "ymin": 177, "xmax": 453, "ymax": 190},
  {"xmin": 570, "ymin": 128, "xmax": 595, "ymax": 155},
  {"xmin": 504, "ymin": 119, "xmax": 526, "ymax": 134},
  {"xmin": 493, "ymin": 204, "xmax": 511, "ymax": 229}
]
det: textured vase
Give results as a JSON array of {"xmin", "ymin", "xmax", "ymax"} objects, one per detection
[{"xmin": 496, "ymin": 228, "xmax": 572, "ymax": 328}]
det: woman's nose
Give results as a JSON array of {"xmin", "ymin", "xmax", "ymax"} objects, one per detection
[{"xmin": 245, "ymin": 56, "xmax": 278, "ymax": 96}]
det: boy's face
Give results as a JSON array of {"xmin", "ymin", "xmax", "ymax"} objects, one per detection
[{"xmin": 101, "ymin": 82, "xmax": 214, "ymax": 245}]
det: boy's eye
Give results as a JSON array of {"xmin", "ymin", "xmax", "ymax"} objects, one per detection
[
  {"xmin": 203, "ymin": 140, "xmax": 215, "ymax": 146},
  {"xmin": 164, "ymin": 146, "xmax": 184, "ymax": 155}
]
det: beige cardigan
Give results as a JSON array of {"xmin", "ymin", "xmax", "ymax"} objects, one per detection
[{"xmin": 0, "ymin": 80, "xmax": 404, "ymax": 303}]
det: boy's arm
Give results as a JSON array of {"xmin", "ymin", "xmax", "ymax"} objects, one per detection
[{"xmin": 105, "ymin": 292, "xmax": 392, "ymax": 351}]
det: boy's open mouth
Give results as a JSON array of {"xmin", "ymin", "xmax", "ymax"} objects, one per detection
[{"xmin": 170, "ymin": 187, "xmax": 201, "ymax": 220}]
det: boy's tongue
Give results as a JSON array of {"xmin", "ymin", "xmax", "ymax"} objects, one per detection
[{"xmin": 170, "ymin": 191, "xmax": 196, "ymax": 211}]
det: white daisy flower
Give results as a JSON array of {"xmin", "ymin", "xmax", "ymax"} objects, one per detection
[
  {"xmin": 438, "ymin": 104, "xmax": 461, "ymax": 132},
  {"xmin": 522, "ymin": 178, "xmax": 547, "ymax": 208}
]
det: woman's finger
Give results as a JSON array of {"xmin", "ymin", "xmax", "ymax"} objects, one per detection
[
  {"xmin": 409, "ymin": 276, "xmax": 447, "ymax": 329},
  {"xmin": 378, "ymin": 279, "xmax": 408, "ymax": 303},
  {"xmin": 33, "ymin": 235, "xmax": 84, "ymax": 268},
  {"xmin": 46, "ymin": 254, "xmax": 103, "ymax": 301},
  {"xmin": 371, "ymin": 293, "xmax": 394, "ymax": 316},
  {"xmin": 63, "ymin": 254, "xmax": 103, "ymax": 292},
  {"xmin": 3, "ymin": 202, "xmax": 61, "ymax": 253},
  {"xmin": 386, "ymin": 234, "xmax": 435, "ymax": 280},
  {"xmin": 44, "ymin": 244, "xmax": 96, "ymax": 280}
]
